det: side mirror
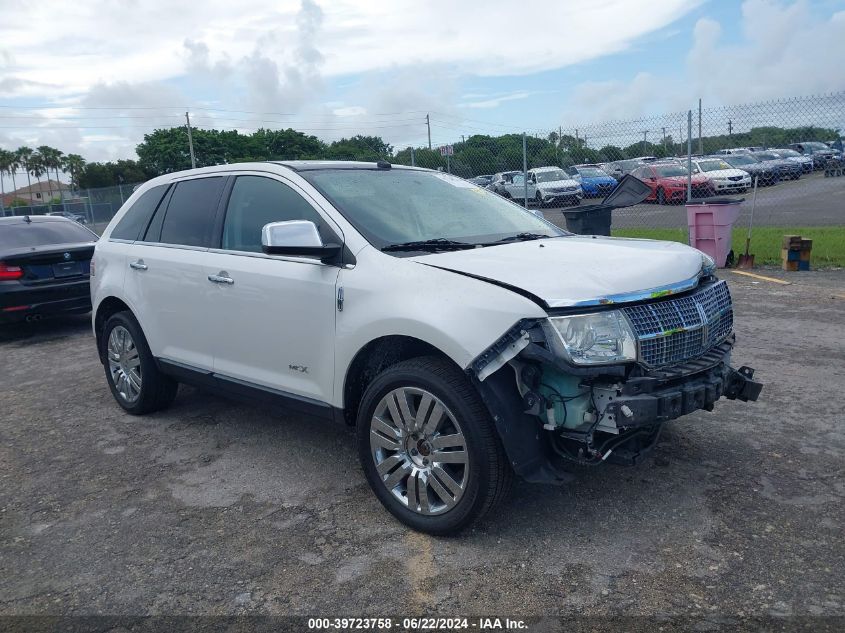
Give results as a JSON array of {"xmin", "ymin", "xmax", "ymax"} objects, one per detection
[{"xmin": 261, "ymin": 220, "xmax": 341, "ymax": 262}]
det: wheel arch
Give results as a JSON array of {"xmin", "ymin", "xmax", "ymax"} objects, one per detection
[
  {"xmin": 94, "ymin": 296, "xmax": 133, "ymax": 361},
  {"xmin": 340, "ymin": 335, "xmax": 461, "ymax": 426}
]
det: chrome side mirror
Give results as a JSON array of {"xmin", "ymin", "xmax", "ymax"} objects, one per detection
[{"xmin": 261, "ymin": 220, "xmax": 341, "ymax": 261}]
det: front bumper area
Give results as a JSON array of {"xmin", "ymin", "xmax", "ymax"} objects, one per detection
[
  {"xmin": 472, "ymin": 324, "xmax": 763, "ymax": 484},
  {"xmin": 603, "ymin": 362, "xmax": 762, "ymax": 429}
]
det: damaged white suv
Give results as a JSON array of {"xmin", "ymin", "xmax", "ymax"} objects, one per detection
[{"xmin": 91, "ymin": 161, "xmax": 762, "ymax": 534}]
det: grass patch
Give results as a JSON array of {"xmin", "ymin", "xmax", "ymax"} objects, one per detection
[{"xmin": 612, "ymin": 226, "xmax": 845, "ymax": 267}]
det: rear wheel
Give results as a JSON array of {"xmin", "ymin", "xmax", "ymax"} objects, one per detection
[
  {"xmin": 357, "ymin": 357, "xmax": 511, "ymax": 535},
  {"xmin": 101, "ymin": 311, "xmax": 178, "ymax": 415}
]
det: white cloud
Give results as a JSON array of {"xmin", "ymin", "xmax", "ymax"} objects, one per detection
[
  {"xmin": 1, "ymin": 0, "xmax": 697, "ymax": 98},
  {"xmin": 459, "ymin": 91, "xmax": 532, "ymax": 109},
  {"xmin": 557, "ymin": 0, "xmax": 845, "ymax": 139}
]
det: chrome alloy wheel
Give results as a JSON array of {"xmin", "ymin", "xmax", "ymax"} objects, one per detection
[
  {"xmin": 107, "ymin": 325, "xmax": 142, "ymax": 403},
  {"xmin": 369, "ymin": 387, "xmax": 469, "ymax": 516}
]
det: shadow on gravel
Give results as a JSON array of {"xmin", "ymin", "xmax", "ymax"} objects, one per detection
[{"xmin": 0, "ymin": 313, "xmax": 92, "ymax": 345}]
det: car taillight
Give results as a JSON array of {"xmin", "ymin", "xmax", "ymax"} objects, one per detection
[{"xmin": 0, "ymin": 262, "xmax": 23, "ymax": 280}]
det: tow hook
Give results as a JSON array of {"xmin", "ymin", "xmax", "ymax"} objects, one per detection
[{"xmin": 724, "ymin": 366, "xmax": 763, "ymax": 402}]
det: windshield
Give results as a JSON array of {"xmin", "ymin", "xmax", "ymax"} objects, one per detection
[
  {"xmin": 302, "ymin": 169, "xmax": 563, "ymax": 250},
  {"xmin": 725, "ymin": 155, "xmax": 758, "ymax": 166},
  {"xmin": 534, "ymin": 170, "xmax": 569, "ymax": 183},
  {"xmin": 0, "ymin": 221, "xmax": 97, "ymax": 248},
  {"xmin": 754, "ymin": 152, "xmax": 778, "ymax": 161},
  {"xmin": 776, "ymin": 149, "xmax": 800, "ymax": 157},
  {"xmin": 655, "ymin": 165, "xmax": 688, "ymax": 177},
  {"xmin": 698, "ymin": 160, "xmax": 732, "ymax": 172},
  {"xmin": 576, "ymin": 167, "xmax": 607, "ymax": 178},
  {"xmin": 802, "ymin": 142, "xmax": 828, "ymax": 151}
]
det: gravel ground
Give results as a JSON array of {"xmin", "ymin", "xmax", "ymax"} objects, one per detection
[{"xmin": 1, "ymin": 269, "xmax": 843, "ymax": 629}]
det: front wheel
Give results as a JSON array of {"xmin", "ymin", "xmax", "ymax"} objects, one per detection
[
  {"xmin": 357, "ymin": 357, "xmax": 512, "ymax": 535},
  {"xmin": 101, "ymin": 311, "xmax": 178, "ymax": 415},
  {"xmin": 535, "ymin": 192, "xmax": 545, "ymax": 208},
  {"xmin": 656, "ymin": 187, "xmax": 666, "ymax": 205}
]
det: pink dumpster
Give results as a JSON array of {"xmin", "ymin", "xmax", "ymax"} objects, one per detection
[{"xmin": 685, "ymin": 198, "xmax": 743, "ymax": 267}]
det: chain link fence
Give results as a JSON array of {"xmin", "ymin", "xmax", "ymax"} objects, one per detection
[
  {"xmin": 5, "ymin": 93, "xmax": 841, "ymax": 267},
  {"xmin": 395, "ymin": 93, "xmax": 845, "ymax": 267},
  {"xmin": 1, "ymin": 183, "xmax": 142, "ymax": 233}
]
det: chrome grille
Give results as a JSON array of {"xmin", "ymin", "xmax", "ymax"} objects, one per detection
[{"xmin": 622, "ymin": 280, "xmax": 733, "ymax": 367}]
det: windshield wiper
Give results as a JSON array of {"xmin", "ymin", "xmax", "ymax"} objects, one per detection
[
  {"xmin": 381, "ymin": 238, "xmax": 477, "ymax": 252},
  {"xmin": 489, "ymin": 232, "xmax": 556, "ymax": 244}
]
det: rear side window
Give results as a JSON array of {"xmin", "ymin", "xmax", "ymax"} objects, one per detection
[
  {"xmin": 155, "ymin": 177, "xmax": 225, "ymax": 247},
  {"xmin": 221, "ymin": 176, "xmax": 327, "ymax": 253},
  {"xmin": 0, "ymin": 221, "xmax": 97, "ymax": 248},
  {"xmin": 110, "ymin": 185, "xmax": 168, "ymax": 241}
]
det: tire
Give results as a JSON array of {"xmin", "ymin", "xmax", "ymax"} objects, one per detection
[
  {"xmin": 502, "ymin": 191, "xmax": 511, "ymax": 199},
  {"xmin": 356, "ymin": 356, "xmax": 512, "ymax": 535},
  {"xmin": 656, "ymin": 187, "xmax": 666, "ymax": 205},
  {"xmin": 100, "ymin": 311, "xmax": 178, "ymax": 415},
  {"xmin": 535, "ymin": 192, "xmax": 545, "ymax": 208},
  {"xmin": 570, "ymin": 196, "xmax": 581, "ymax": 206}
]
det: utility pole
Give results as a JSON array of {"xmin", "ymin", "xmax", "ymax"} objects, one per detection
[
  {"xmin": 522, "ymin": 132, "xmax": 528, "ymax": 210},
  {"xmin": 687, "ymin": 110, "xmax": 693, "ymax": 202},
  {"xmin": 461, "ymin": 135, "xmax": 465, "ymax": 143},
  {"xmin": 728, "ymin": 119, "xmax": 733, "ymax": 136},
  {"xmin": 185, "ymin": 112, "xmax": 197, "ymax": 169},
  {"xmin": 426, "ymin": 114, "xmax": 432, "ymax": 150},
  {"xmin": 698, "ymin": 98, "xmax": 703, "ymax": 155}
]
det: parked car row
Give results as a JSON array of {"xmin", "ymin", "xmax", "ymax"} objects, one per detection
[{"xmin": 717, "ymin": 142, "xmax": 841, "ymax": 170}]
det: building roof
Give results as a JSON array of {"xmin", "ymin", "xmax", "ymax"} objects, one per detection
[{"xmin": 8, "ymin": 179, "xmax": 71, "ymax": 195}]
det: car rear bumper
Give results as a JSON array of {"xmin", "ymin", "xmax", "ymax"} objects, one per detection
[{"xmin": 0, "ymin": 278, "xmax": 92, "ymax": 323}]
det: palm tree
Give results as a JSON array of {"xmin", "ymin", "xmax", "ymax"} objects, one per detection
[
  {"xmin": 7, "ymin": 151, "xmax": 20, "ymax": 192},
  {"xmin": 37, "ymin": 145, "xmax": 59, "ymax": 200},
  {"xmin": 0, "ymin": 149, "xmax": 12, "ymax": 213},
  {"xmin": 16, "ymin": 146, "xmax": 33, "ymax": 197},
  {"xmin": 63, "ymin": 154, "xmax": 86, "ymax": 194},
  {"xmin": 29, "ymin": 152, "xmax": 47, "ymax": 205}
]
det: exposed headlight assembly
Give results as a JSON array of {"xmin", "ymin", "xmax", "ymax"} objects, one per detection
[{"xmin": 545, "ymin": 311, "xmax": 637, "ymax": 365}]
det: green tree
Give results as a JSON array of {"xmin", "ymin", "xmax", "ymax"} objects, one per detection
[
  {"xmin": 0, "ymin": 148, "xmax": 14, "ymax": 209},
  {"xmin": 16, "ymin": 146, "xmax": 33, "ymax": 194},
  {"xmin": 326, "ymin": 135, "xmax": 392, "ymax": 161},
  {"xmin": 62, "ymin": 154, "xmax": 86, "ymax": 193}
]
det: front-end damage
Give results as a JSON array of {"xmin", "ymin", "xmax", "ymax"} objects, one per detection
[{"xmin": 468, "ymin": 286, "xmax": 763, "ymax": 484}]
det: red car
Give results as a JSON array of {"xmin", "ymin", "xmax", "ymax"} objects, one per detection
[{"xmin": 631, "ymin": 163, "xmax": 714, "ymax": 204}]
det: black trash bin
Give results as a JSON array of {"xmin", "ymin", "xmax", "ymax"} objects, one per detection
[
  {"xmin": 559, "ymin": 174, "xmax": 652, "ymax": 236},
  {"xmin": 562, "ymin": 205, "xmax": 613, "ymax": 236}
]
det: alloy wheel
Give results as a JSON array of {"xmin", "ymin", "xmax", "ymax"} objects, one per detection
[
  {"xmin": 369, "ymin": 387, "xmax": 469, "ymax": 516},
  {"xmin": 107, "ymin": 325, "xmax": 142, "ymax": 403}
]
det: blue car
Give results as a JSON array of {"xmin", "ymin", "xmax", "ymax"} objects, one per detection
[{"xmin": 565, "ymin": 164, "xmax": 618, "ymax": 198}]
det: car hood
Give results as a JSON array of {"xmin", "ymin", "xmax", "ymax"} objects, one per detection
[
  {"xmin": 410, "ymin": 236, "xmax": 707, "ymax": 308},
  {"xmin": 536, "ymin": 179, "xmax": 580, "ymax": 189},
  {"xmin": 704, "ymin": 168, "xmax": 750, "ymax": 178},
  {"xmin": 660, "ymin": 174, "xmax": 709, "ymax": 185},
  {"xmin": 580, "ymin": 176, "xmax": 617, "ymax": 185}
]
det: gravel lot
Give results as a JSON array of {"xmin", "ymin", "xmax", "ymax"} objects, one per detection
[{"xmin": 1, "ymin": 269, "xmax": 844, "ymax": 628}]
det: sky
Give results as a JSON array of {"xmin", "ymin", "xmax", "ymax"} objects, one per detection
[{"xmin": 1, "ymin": 0, "xmax": 844, "ymax": 180}]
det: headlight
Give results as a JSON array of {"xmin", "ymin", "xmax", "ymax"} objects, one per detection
[
  {"xmin": 700, "ymin": 252, "xmax": 716, "ymax": 275},
  {"xmin": 546, "ymin": 311, "xmax": 637, "ymax": 365}
]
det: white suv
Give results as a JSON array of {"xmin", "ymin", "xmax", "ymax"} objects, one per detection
[{"xmin": 91, "ymin": 161, "xmax": 762, "ymax": 534}]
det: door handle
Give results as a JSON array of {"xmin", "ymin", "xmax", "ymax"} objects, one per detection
[
  {"xmin": 129, "ymin": 260, "xmax": 147, "ymax": 270},
  {"xmin": 208, "ymin": 272, "xmax": 234, "ymax": 285}
]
